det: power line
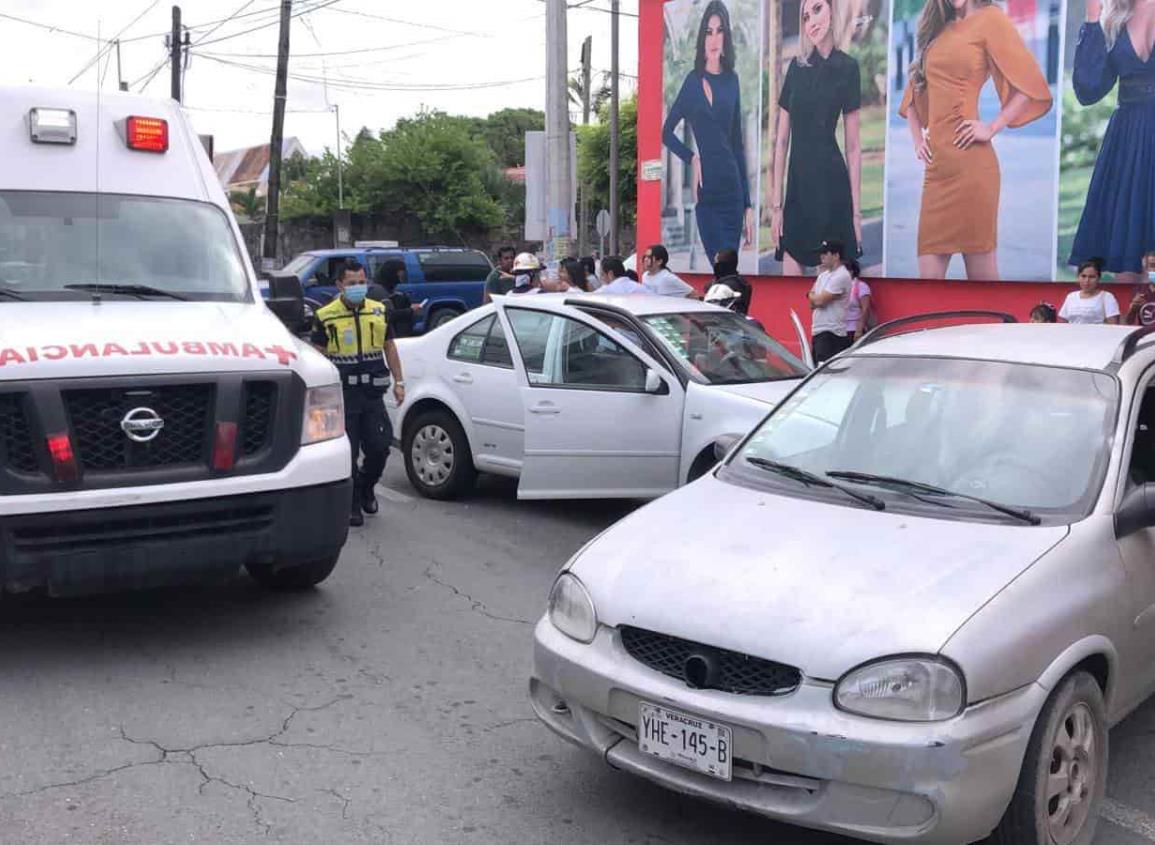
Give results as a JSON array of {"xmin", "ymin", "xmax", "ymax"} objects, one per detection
[
  {"xmin": 0, "ymin": 11, "xmax": 104, "ymax": 43},
  {"xmin": 319, "ymin": 6, "xmax": 483, "ymax": 36},
  {"xmin": 67, "ymin": 0, "xmax": 164, "ymax": 84},
  {"xmin": 192, "ymin": 0, "xmax": 342, "ymax": 48},
  {"xmin": 187, "ymin": 0, "xmax": 260, "ymax": 47},
  {"xmin": 196, "ymin": 52, "xmax": 543, "ymax": 92},
  {"xmin": 200, "ymin": 29, "xmax": 476, "ymax": 58}
]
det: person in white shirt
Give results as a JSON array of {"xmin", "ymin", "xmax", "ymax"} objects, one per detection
[
  {"xmin": 1059, "ymin": 260, "xmax": 1120, "ymax": 325},
  {"xmin": 594, "ymin": 256, "xmax": 652, "ymax": 295},
  {"xmin": 808, "ymin": 240, "xmax": 852, "ymax": 363},
  {"xmin": 641, "ymin": 244, "xmax": 694, "ymax": 297}
]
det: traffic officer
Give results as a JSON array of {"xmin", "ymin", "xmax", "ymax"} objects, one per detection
[{"xmin": 311, "ymin": 259, "xmax": 405, "ymax": 526}]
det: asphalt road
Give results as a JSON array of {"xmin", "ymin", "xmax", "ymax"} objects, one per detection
[{"xmin": 1, "ymin": 461, "xmax": 1154, "ymax": 845}]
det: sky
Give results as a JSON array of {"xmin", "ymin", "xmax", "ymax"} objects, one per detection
[{"xmin": 1, "ymin": 0, "xmax": 639, "ymax": 155}]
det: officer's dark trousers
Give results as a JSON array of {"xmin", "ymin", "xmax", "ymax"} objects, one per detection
[{"xmin": 344, "ymin": 390, "xmax": 392, "ymax": 492}]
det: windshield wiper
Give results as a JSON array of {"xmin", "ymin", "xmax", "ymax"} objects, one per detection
[
  {"xmin": 826, "ymin": 471, "xmax": 1041, "ymax": 525},
  {"xmin": 63, "ymin": 283, "xmax": 188, "ymax": 301},
  {"xmin": 744, "ymin": 457, "xmax": 885, "ymax": 511},
  {"xmin": 0, "ymin": 288, "xmax": 26, "ymax": 301}
]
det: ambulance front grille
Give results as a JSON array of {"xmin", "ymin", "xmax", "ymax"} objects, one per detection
[{"xmin": 0, "ymin": 393, "xmax": 38, "ymax": 473}]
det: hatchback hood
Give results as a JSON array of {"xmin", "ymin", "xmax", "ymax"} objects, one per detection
[
  {"xmin": 571, "ymin": 474, "xmax": 1068, "ymax": 680},
  {"xmin": 712, "ymin": 379, "xmax": 800, "ymax": 406},
  {"xmin": 0, "ymin": 301, "xmax": 308, "ymax": 380}
]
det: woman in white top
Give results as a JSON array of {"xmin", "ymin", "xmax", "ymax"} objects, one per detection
[
  {"xmin": 1059, "ymin": 261, "xmax": 1120, "ymax": 325},
  {"xmin": 843, "ymin": 259, "xmax": 873, "ymax": 341}
]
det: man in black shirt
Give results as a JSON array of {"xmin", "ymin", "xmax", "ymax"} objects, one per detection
[
  {"xmin": 712, "ymin": 249, "xmax": 752, "ymax": 315},
  {"xmin": 484, "ymin": 246, "xmax": 516, "ymax": 302}
]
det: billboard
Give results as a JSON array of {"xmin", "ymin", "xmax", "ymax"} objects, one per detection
[{"xmin": 657, "ymin": 0, "xmax": 1155, "ymax": 281}]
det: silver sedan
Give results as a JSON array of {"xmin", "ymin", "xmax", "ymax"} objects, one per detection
[{"xmin": 530, "ymin": 321, "xmax": 1155, "ymax": 845}]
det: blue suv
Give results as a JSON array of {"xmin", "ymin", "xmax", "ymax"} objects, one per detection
[{"xmin": 279, "ymin": 246, "xmax": 493, "ymax": 333}]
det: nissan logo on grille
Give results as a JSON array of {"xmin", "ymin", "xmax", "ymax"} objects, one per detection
[{"xmin": 120, "ymin": 407, "xmax": 165, "ymax": 443}]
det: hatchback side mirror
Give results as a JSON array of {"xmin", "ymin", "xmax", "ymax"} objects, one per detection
[
  {"xmin": 644, "ymin": 369, "xmax": 669, "ymax": 395},
  {"xmin": 1117, "ymin": 483, "xmax": 1155, "ymax": 538},
  {"xmin": 266, "ymin": 271, "xmax": 305, "ymax": 331},
  {"xmin": 713, "ymin": 432, "xmax": 742, "ymax": 463}
]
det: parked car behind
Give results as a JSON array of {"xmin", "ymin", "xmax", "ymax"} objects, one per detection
[
  {"xmin": 279, "ymin": 246, "xmax": 492, "ymax": 333},
  {"xmin": 387, "ymin": 293, "xmax": 810, "ymax": 500},
  {"xmin": 531, "ymin": 314, "xmax": 1155, "ymax": 845}
]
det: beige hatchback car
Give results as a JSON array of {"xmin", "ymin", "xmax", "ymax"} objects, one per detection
[{"xmin": 531, "ymin": 314, "xmax": 1155, "ymax": 845}]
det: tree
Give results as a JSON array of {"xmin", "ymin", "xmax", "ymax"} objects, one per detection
[
  {"xmin": 577, "ymin": 94, "xmax": 638, "ymax": 231},
  {"xmin": 568, "ymin": 72, "xmax": 612, "ymax": 117},
  {"xmin": 479, "ymin": 108, "xmax": 544, "ymax": 168},
  {"xmin": 229, "ymin": 186, "xmax": 265, "ymax": 220}
]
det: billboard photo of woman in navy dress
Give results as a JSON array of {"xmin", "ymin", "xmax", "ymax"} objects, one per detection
[
  {"xmin": 662, "ymin": 0, "xmax": 761, "ymax": 272},
  {"xmin": 1065, "ymin": 0, "xmax": 1155, "ymax": 282}
]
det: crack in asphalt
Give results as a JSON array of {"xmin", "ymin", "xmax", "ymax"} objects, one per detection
[
  {"xmin": 319, "ymin": 787, "xmax": 352, "ymax": 820},
  {"xmin": 0, "ymin": 695, "xmax": 379, "ymax": 836},
  {"xmin": 480, "ymin": 717, "xmax": 539, "ymax": 733},
  {"xmin": 422, "ymin": 565, "xmax": 533, "ymax": 626}
]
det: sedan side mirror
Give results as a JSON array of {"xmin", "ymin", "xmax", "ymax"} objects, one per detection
[
  {"xmin": 1116, "ymin": 483, "xmax": 1155, "ymax": 538},
  {"xmin": 713, "ymin": 432, "xmax": 742, "ymax": 463},
  {"xmin": 266, "ymin": 271, "xmax": 305, "ymax": 331},
  {"xmin": 644, "ymin": 369, "xmax": 669, "ymax": 395}
]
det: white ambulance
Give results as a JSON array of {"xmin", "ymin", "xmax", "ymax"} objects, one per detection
[{"xmin": 0, "ymin": 86, "xmax": 351, "ymax": 594}]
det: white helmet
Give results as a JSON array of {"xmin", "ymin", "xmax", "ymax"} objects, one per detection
[
  {"xmin": 704, "ymin": 283, "xmax": 740, "ymax": 308},
  {"xmin": 512, "ymin": 252, "xmax": 541, "ymax": 272}
]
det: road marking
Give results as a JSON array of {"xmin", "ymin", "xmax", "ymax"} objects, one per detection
[
  {"xmin": 1102, "ymin": 798, "xmax": 1155, "ymax": 841},
  {"xmin": 375, "ymin": 483, "xmax": 415, "ymax": 504}
]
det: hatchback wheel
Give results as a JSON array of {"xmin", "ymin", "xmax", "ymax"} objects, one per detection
[
  {"xmin": 403, "ymin": 410, "xmax": 477, "ymax": 499},
  {"xmin": 992, "ymin": 670, "xmax": 1107, "ymax": 845}
]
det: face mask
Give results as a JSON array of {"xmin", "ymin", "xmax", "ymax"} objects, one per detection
[{"xmin": 343, "ymin": 284, "xmax": 368, "ymax": 306}]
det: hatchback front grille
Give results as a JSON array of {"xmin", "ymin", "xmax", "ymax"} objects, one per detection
[
  {"xmin": 64, "ymin": 385, "xmax": 214, "ymax": 470},
  {"xmin": 619, "ymin": 626, "xmax": 801, "ymax": 697},
  {"xmin": 0, "ymin": 393, "xmax": 38, "ymax": 473}
]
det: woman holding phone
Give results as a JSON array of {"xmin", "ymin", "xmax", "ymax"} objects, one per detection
[
  {"xmin": 662, "ymin": 1, "xmax": 754, "ymax": 265},
  {"xmin": 770, "ymin": 0, "xmax": 862, "ymax": 274},
  {"xmin": 900, "ymin": 0, "xmax": 1052, "ymax": 280}
]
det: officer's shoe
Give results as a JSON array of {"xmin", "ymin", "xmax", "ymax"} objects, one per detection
[
  {"xmin": 349, "ymin": 501, "xmax": 364, "ymax": 527},
  {"xmin": 361, "ymin": 483, "xmax": 379, "ymax": 515}
]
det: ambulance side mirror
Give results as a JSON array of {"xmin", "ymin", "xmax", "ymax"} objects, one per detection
[{"xmin": 266, "ymin": 272, "xmax": 305, "ymax": 332}]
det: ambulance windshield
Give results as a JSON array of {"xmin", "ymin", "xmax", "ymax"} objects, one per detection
[{"xmin": 0, "ymin": 191, "xmax": 250, "ymax": 302}]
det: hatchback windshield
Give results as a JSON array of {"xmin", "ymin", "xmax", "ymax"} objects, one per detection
[
  {"xmin": 641, "ymin": 312, "xmax": 808, "ymax": 385},
  {"xmin": 728, "ymin": 356, "xmax": 1118, "ymax": 519},
  {"xmin": 0, "ymin": 191, "xmax": 250, "ymax": 302}
]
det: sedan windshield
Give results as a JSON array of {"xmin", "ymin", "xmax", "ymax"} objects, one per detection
[
  {"xmin": 727, "ymin": 356, "xmax": 1118, "ymax": 521},
  {"xmin": 0, "ymin": 191, "xmax": 250, "ymax": 302},
  {"xmin": 641, "ymin": 312, "xmax": 808, "ymax": 385}
]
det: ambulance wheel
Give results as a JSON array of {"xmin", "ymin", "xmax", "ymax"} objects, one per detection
[{"xmin": 246, "ymin": 553, "xmax": 340, "ymax": 590}]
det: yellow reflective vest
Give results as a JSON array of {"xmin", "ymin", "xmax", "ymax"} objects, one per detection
[{"xmin": 312, "ymin": 296, "xmax": 390, "ymax": 391}]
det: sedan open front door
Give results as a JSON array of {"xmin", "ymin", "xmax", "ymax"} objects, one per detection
[{"xmin": 499, "ymin": 302, "xmax": 685, "ymax": 499}]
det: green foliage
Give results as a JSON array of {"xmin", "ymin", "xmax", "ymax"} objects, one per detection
[
  {"xmin": 847, "ymin": 24, "xmax": 889, "ymax": 107},
  {"xmin": 481, "ymin": 108, "xmax": 545, "ymax": 167},
  {"xmin": 1061, "ymin": 81, "xmax": 1115, "ymax": 170},
  {"xmin": 577, "ymin": 95, "xmax": 638, "ymax": 229},
  {"xmin": 229, "ymin": 186, "xmax": 265, "ymax": 220}
]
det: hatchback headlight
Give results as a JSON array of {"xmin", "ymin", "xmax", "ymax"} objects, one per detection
[
  {"xmin": 835, "ymin": 657, "xmax": 965, "ymax": 722},
  {"xmin": 302, "ymin": 384, "xmax": 345, "ymax": 444},
  {"xmin": 548, "ymin": 573, "xmax": 597, "ymax": 643}
]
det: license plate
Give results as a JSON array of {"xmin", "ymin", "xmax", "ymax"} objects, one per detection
[{"xmin": 637, "ymin": 702, "xmax": 732, "ymax": 781}]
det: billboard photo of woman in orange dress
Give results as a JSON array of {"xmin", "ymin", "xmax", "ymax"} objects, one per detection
[{"xmin": 896, "ymin": 0, "xmax": 1053, "ymax": 279}]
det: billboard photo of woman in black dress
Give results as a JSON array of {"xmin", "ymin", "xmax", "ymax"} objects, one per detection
[
  {"xmin": 770, "ymin": 0, "xmax": 863, "ymax": 274},
  {"xmin": 662, "ymin": 1, "xmax": 756, "ymax": 267}
]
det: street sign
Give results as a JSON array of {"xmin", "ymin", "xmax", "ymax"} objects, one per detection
[
  {"xmin": 640, "ymin": 159, "xmax": 663, "ymax": 181},
  {"xmin": 595, "ymin": 209, "xmax": 611, "ymax": 239}
]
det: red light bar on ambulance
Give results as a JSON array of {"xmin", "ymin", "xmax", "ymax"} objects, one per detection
[{"xmin": 125, "ymin": 116, "xmax": 168, "ymax": 153}]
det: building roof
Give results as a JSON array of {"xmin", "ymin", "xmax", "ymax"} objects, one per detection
[
  {"xmin": 854, "ymin": 323, "xmax": 1137, "ymax": 370},
  {"xmin": 213, "ymin": 137, "xmax": 307, "ymax": 192}
]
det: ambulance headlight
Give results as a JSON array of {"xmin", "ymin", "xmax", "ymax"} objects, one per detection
[{"xmin": 302, "ymin": 384, "xmax": 345, "ymax": 444}]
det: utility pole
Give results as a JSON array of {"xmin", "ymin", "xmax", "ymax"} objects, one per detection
[
  {"xmin": 263, "ymin": 0, "xmax": 293, "ymax": 267},
  {"xmin": 609, "ymin": 0, "xmax": 620, "ymax": 255},
  {"xmin": 544, "ymin": 0, "xmax": 573, "ymax": 262},
  {"xmin": 169, "ymin": 6, "xmax": 182, "ymax": 101},
  {"xmin": 334, "ymin": 104, "xmax": 344, "ymax": 209},
  {"xmin": 578, "ymin": 36, "xmax": 592, "ymax": 258}
]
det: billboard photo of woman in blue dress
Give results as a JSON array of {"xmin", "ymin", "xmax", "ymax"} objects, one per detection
[
  {"xmin": 1064, "ymin": 0, "xmax": 1155, "ymax": 282},
  {"xmin": 661, "ymin": 0, "xmax": 762, "ymax": 273}
]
